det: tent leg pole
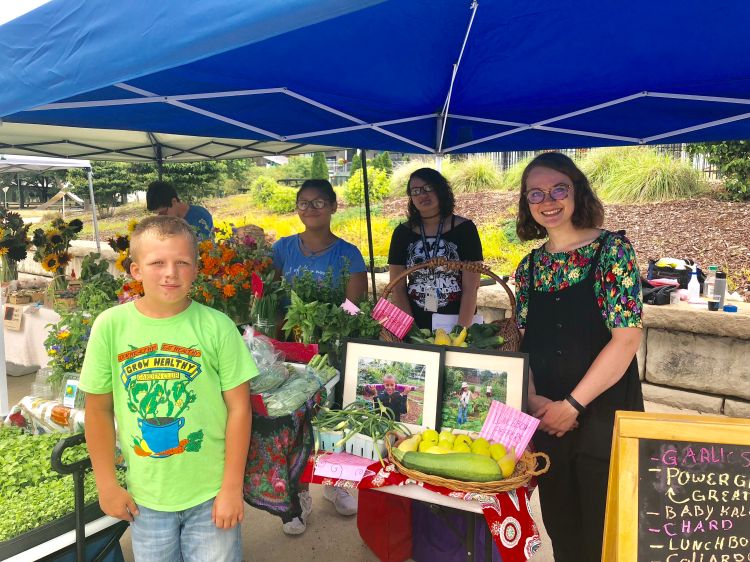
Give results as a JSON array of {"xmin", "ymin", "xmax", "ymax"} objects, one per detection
[
  {"xmin": 88, "ymin": 170, "xmax": 101, "ymax": 252},
  {"xmin": 0, "ymin": 284, "xmax": 8, "ymax": 417},
  {"xmin": 360, "ymin": 149, "xmax": 377, "ymax": 301}
]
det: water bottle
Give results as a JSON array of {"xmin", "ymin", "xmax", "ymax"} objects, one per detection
[
  {"xmin": 714, "ymin": 271, "xmax": 727, "ymax": 308},
  {"xmin": 703, "ymin": 265, "xmax": 718, "ymax": 298},
  {"xmin": 687, "ymin": 265, "xmax": 701, "ymax": 303}
]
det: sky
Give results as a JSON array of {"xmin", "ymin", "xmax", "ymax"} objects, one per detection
[{"xmin": 0, "ymin": 0, "xmax": 51, "ymax": 25}]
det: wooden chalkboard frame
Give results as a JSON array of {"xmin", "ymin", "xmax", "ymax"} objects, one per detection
[{"xmin": 602, "ymin": 410, "xmax": 750, "ymax": 561}]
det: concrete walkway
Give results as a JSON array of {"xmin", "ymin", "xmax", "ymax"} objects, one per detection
[{"xmin": 6, "ymin": 370, "xmax": 698, "ymax": 562}]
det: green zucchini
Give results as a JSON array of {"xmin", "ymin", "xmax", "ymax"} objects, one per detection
[{"xmin": 394, "ymin": 449, "xmax": 503, "ymax": 482}]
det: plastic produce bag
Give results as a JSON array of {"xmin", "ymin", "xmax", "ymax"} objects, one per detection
[
  {"xmin": 243, "ymin": 328, "xmax": 290, "ymax": 393},
  {"xmin": 261, "ymin": 368, "xmax": 323, "ymax": 418}
]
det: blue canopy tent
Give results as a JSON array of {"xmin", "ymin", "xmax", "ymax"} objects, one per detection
[
  {"xmin": 2, "ymin": 0, "xmax": 750, "ymax": 156},
  {"xmin": 1, "ymin": 0, "xmax": 748, "ymax": 416}
]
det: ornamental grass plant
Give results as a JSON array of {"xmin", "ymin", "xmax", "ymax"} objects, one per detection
[
  {"xmin": 580, "ymin": 147, "xmax": 707, "ymax": 202},
  {"xmin": 450, "ymin": 156, "xmax": 502, "ymax": 193}
]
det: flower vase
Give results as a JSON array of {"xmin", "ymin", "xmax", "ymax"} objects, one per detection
[
  {"xmin": 0, "ymin": 254, "xmax": 18, "ymax": 283},
  {"xmin": 251, "ymin": 295, "xmax": 278, "ymax": 338},
  {"xmin": 51, "ymin": 270, "xmax": 68, "ymax": 292}
]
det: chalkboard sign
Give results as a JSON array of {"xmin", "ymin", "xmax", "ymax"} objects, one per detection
[
  {"xmin": 638, "ymin": 438, "xmax": 750, "ymax": 562},
  {"xmin": 603, "ymin": 411, "xmax": 750, "ymax": 562}
]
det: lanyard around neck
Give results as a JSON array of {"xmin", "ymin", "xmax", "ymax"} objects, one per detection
[{"xmin": 419, "ymin": 217, "xmax": 445, "ymax": 261}]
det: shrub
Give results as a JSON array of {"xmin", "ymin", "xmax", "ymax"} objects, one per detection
[
  {"xmin": 266, "ymin": 186, "xmax": 298, "ymax": 213},
  {"xmin": 479, "ymin": 226, "xmax": 535, "ymax": 277},
  {"xmin": 388, "ymin": 158, "xmax": 459, "ymax": 197},
  {"xmin": 310, "ymin": 152, "xmax": 329, "ymax": 180},
  {"xmin": 250, "ymin": 176, "xmax": 281, "ymax": 205},
  {"xmin": 331, "ymin": 214, "xmax": 397, "ymax": 258},
  {"xmin": 343, "ymin": 168, "xmax": 390, "ymax": 206},
  {"xmin": 498, "ymin": 157, "xmax": 533, "ymax": 191},
  {"xmin": 580, "ymin": 147, "xmax": 706, "ymax": 202},
  {"xmin": 451, "ymin": 156, "xmax": 502, "ymax": 193},
  {"xmin": 687, "ymin": 140, "xmax": 750, "ymax": 201}
]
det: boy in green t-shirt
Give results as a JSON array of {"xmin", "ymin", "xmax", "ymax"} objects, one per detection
[{"xmin": 80, "ymin": 215, "xmax": 256, "ymax": 562}]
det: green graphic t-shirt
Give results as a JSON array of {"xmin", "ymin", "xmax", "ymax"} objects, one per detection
[{"xmin": 79, "ymin": 301, "xmax": 257, "ymax": 511}]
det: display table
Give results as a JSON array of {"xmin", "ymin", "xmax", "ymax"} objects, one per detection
[
  {"xmin": 302, "ymin": 453, "xmax": 542, "ymax": 562},
  {"xmin": 4, "ymin": 395, "xmax": 85, "ymax": 434},
  {"xmin": 3, "ymin": 305, "xmax": 59, "ymax": 372}
]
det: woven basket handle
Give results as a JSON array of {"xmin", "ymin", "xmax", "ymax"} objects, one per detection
[
  {"xmin": 381, "ymin": 258, "xmax": 516, "ymax": 323},
  {"xmin": 526, "ymin": 451, "xmax": 551, "ymax": 476}
]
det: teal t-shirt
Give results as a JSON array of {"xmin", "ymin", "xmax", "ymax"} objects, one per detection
[{"xmin": 79, "ymin": 300, "xmax": 257, "ymax": 511}]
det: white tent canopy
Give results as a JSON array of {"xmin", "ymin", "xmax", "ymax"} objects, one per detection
[
  {"xmin": 0, "ymin": 153, "xmax": 92, "ymax": 172},
  {"xmin": 0, "ymin": 122, "xmax": 336, "ymax": 162}
]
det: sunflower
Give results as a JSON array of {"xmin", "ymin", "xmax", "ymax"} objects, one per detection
[
  {"xmin": 115, "ymin": 251, "xmax": 129, "ymax": 272},
  {"xmin": 127, "ymin": 219, "xmax": 138, "ymax": 233},
  {"xmin": 32, "ymin": 229, "xmax": 46, "ymax": 247},
  {"xmin": 57, "ymin": 252, "xmax": 72, "ymax": 267},
  {"xmin": 68, "ymin": 219, "xmax": 84, "ymax": 233},
  {"xmin": 42, "ymin": 254, "xmax": 60, "ymax": 272},
  {"xmin": 49, "ymin": 232, "xmax": 64, "ymax": 245},
  {"xmin": 0, "ymin": 246, "xmax": 8, "ymax": 256},
  {"xmin": 7, "ymin": 246, "xmax": 27, "ymax": 261}
]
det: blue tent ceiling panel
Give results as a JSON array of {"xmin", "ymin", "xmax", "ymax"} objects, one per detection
[{"xmin": 2, "ymin": 0, "xmax": 750, "ymax": 157}]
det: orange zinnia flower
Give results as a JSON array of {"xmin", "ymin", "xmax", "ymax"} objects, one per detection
[{"xmin": 223, "ymin": 284, "xmax": 237, "ymax": 297}]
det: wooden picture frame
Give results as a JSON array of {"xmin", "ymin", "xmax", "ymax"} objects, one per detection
[
  {"xmin": 342, "ymin": 339, "xmax": 445, "ymax": 433},
  {"xmin": 440, "ymin": 347, "xmax": 529, "ymax": 433}
]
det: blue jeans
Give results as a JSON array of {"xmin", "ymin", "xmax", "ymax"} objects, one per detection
[
  {"xmin": 130, "ymin": 498, "xmax": 241, "ymax": 562},
  {"xmin": 457, "ymin": 405, "xmax": 468, "ymax": 425}
]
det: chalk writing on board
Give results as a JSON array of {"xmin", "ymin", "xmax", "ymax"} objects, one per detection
[{"xmin": 638, "ymin": 438, "xmax": 750, "ymax": 562}]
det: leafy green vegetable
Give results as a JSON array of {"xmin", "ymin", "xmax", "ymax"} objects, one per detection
[{"xmin": 0, "ymin": 428, "xmax": 125, "ymax": 542}]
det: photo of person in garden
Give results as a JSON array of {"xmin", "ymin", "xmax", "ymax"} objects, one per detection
[
  {"xmin": 357, "ymin": 358, "xmax": 425, "ymax": 425},
  {"xmin": 441, "ymin": 366, "xmax": 507, "ymax": 431}
]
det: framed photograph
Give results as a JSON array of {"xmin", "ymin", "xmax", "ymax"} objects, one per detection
[
  {"xmin": 342, "ymin": 339, "xmax": 445, "ymax": 433},
  {"xmin": 440, "ymin": 347, "xmax": 529, "ymax": 433}
]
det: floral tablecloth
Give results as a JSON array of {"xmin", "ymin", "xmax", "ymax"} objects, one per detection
[
  {"xmin": 302, "ymin": 454, "xmax": 542, "ymax": 562},
  {"xmin": 242, "ymin": 391, "xmax": 322, "ymax": 521}
]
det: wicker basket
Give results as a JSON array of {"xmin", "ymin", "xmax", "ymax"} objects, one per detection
[
  {"xmin": 379, "ymin": 257, "xmax": 521, "ymax": 352},
  {"xmin": 386, "ymin": 432, "xmax": 549, "ymax": 493}
]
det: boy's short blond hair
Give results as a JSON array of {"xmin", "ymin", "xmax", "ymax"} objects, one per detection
[{"xmin": 130, "ymin": 215, "xmax": 199, "ymax": 262}]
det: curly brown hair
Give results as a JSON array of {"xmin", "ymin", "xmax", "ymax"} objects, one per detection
[{"xmin": 516, "ymin": 152, "xmax": 604, "ymax": 241}]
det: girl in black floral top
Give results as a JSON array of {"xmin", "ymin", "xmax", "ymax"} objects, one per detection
[{"xmin": 514, "ymin": 152, "xmax": 643, "ymax": 562}]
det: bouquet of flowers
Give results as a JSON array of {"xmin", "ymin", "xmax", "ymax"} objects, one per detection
[
  {"xmin": 191, "ymin": 227, "xmax": 274, "ymax": 324},
  {"xmin": 32, "ymin": 217, "xmax": 84, "ymax": 290},
  {"xmin": 0, "ymin": 208, "xmax": 31, "ymax": 282}
]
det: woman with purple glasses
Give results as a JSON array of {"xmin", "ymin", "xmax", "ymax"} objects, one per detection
[{"xmin": 514, "ymin": 152, "xmax": 643, "ymax": 562}]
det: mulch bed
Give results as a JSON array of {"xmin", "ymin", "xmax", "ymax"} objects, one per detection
[{"xmin": 382, "ymin": 192, "xmax": 750, "ymax": 300}]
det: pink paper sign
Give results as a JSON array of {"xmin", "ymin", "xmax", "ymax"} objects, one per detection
[
  {"xmin": 372, "ymin": 298, "xmax": 414, "ymax": 339},
  {"xmin": 479, "ymin": 400, "xmax": 539, "ymax": 461},
  {"xmin": 313, "ymin": 452, "xmax": 375, "ymax": 483}
]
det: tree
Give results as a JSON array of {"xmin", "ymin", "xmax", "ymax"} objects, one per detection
[
  {"xmin": 67, "ymin": 161, "xmax": 142, "ymax": 213},
  {"xmin": 349, "ymin": 153, "xmax": 362, "ymax": 177},
  {"xmin": 310, "ymin": 152, "xmax": 329, "ymax": 180},
  {"xmin": 372, "ymin": 151, "xmax": 393, "ymax": 176},
  {"xmin": 686, "ymin": 141, "xmax": 750, "ymax": 200},
  {"xmin": 282, "ymin": 156, "xmax": 312, "ymax": 179},
  {"xmin": 161, "ymin": 161, "xmax": 225, "ymax": 201}
]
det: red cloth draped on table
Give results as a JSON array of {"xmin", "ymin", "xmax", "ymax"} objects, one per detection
[{"xmin": 302, "ymin": 454, "xmax": 542, "ymax": 562}]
